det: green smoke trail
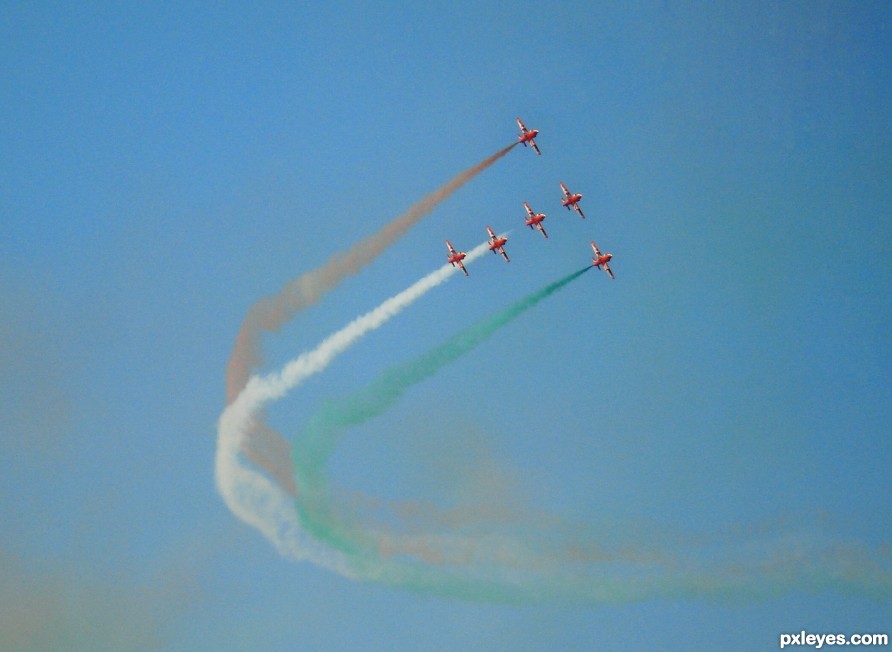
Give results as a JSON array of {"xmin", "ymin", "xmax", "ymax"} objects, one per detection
[
  {"xmin": 288, "ymin": 266, "xmax": 892, "ymax": 602},
  {"xmin": 294, "ymin": 266, "xmax": 589, "ymax": 474},
  {"xmin": 290, "ymin": 267, "xmax": 591, "ymax": 573}
]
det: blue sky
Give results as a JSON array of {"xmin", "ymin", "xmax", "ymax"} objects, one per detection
[{"xmin": 2, "ymin": 2, "xmax": 890, "ymax": 649}]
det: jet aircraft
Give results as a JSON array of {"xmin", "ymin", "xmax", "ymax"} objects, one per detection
[
  {"xmin": 591, "ymin": 241, "xmax": 615, "ymax": 279},
  {"xmin": 445, "ymin": 240, "xmax": 468, "ymax": 276},
  {"xmin": 516, "ymin": 117, "xmax": 541, "ymax": 155},
  {"xmin": 486, "ymin": 226, "xmax": 510, "ymax": 262},
  {"xmin": 560, "ymin": 182, "xmax": 585, "ymax": 218},
  {"xmin": 523, "ymin": 202, "xmax": 548, "ymax": 238}
]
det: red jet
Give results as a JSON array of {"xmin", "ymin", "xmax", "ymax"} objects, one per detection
[
  {"xmin": 560, "ymin": 182, "xmax": 585, "ymax": 218},
  {"xmin": 445, "ymin": 240, "xmax": 468, "ymax": 276},
  {"xmin": 486, "ymin": 226, "xmax": 510, "ymax": 262},
  {"xmin": 591, "ymin": 241, "xmax": 615, "ymax": 279},
  {"xmin": 523, "ymin": 202, "xmax": 548, "ymax": 238},
  {"xmin": 516, "ymin": 117, "xmax": 541, "ymax": 155}
]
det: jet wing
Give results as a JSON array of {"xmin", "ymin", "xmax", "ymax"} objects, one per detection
[{"xmin": 530, "ymin": 140, "xmax": 541, "ymax": 155}]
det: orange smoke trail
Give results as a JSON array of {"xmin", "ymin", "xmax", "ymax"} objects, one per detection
[
  {"xmin": 240, "ymin": 415, "xmax": 297, "ymax": 495},
  {"xmin": 225, "ymin": 143, "xmax": 517, "ymax": 497},
  {"xmin": 225, "ymin": 143, "xmax": 517, "ymax": 404}
]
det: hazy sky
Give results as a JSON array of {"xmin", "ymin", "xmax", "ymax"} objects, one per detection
[{"xmin": 2, "ymin": 2, "xmax": 890, "ymax": 650}]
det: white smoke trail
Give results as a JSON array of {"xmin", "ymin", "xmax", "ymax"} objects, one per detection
[
  {"xmin": 215, "ymin": 241, "xmax": 491, "ymax": 566},
  {"xmin": 225, "ymin": 145, "xmax": 517, "ymax": 402}
]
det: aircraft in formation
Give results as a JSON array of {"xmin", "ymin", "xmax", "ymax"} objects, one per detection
[
  {"xmin": 516, "ymin": 117, "xmax": 541, "ymax": 155},
  {"xmin": 486, "ymin": 226, "xmax": 510, "ymax": 262},
  {"xmin": 559, "ymin": 182, "xmax": 585, "ymax": 218},
  {"xmin": 445, "ymin": 240, "xmax": 468, "ymax": 276},
  {"xmin": 591, "ymin": 241, "xmax": 615, "ymax": 279},
  {"xmin": 523, "ymin": 202, "xmax": 548, "ymax": 238},
  {"xmin": 443, "ymin": 118, "xmax": 616, "ymax": 279}
]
